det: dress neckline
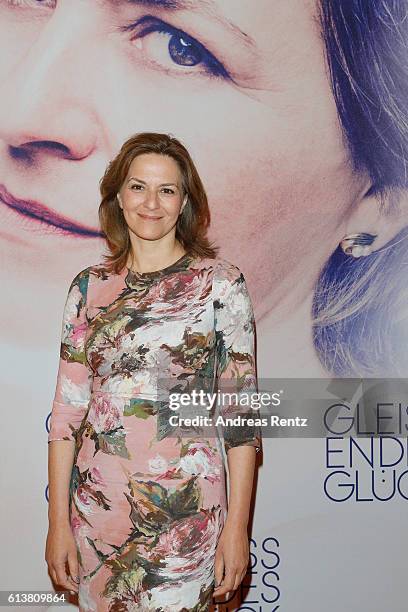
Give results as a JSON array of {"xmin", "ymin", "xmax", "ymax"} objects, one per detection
[
  {"xmin": 126, "ymin": 251, "xmax": 191, "ymax": 277},
  {"xmin": 124, "ymin": 251, "xmax": 195, "ymax": 288}
]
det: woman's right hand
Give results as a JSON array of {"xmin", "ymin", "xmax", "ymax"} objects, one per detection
[{"xmin": 45, "ymin": 524, "xmax": 79, "ymax": 594}]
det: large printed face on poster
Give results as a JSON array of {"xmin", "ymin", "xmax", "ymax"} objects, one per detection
[{"xmin": 0, "ymin": 0, "xmax": 407, "ymax": 377}]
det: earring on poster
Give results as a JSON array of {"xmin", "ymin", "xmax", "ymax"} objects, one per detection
[{"xmin": 339, "ymin": 232, "xmax": 378, "ymax": 258}]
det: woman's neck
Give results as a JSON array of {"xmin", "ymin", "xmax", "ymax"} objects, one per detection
[{"xmin": 127, "ymin": 241, "xmax": 186, "ymax": 274}]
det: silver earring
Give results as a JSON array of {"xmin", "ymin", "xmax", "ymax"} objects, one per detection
[{"xmin": 340, "ymin": 232, "xmax": 378, "ymax": 258}]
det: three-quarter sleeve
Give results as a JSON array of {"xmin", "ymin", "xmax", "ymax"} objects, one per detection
[
  {"xmin": 48, "ymin": 267, "xmax": 92, "ymax": 443},
  {"xmin": 214, "ymin": 262, "xmax": 263, "ymax": 455}
]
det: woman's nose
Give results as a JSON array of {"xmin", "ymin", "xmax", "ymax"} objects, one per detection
[
  {"xmin": 143, "ymin": 191, "xmax": 162, "ymax": 210},
  {"xmin": 0, "ymin": 5, "xmax": 101, "ymax": 161}
]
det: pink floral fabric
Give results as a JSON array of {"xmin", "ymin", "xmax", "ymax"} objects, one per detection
[{"xmin": 48, "ymin": 252, "xmax": 262, "ymax": 611}]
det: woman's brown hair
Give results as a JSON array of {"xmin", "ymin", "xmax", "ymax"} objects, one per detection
[{"xmin": 98, "ymin": 132, "xmax": 219, "ymax": 274}]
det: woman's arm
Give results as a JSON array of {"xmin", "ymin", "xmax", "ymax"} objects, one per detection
[
  {"xmin": 213, "ymin": 263, "xmax": 262, "ymax": 600},
  {"xmin": 48, "ymin": 441, "xmax": 75, "ymax": 528},
  {"xmin": 46, "ymin": 268, "xmax": 92, "ymax": 594},
  {"xmin": 47, "ymin": 268, "xmax": 92, "ymax": 443},
  {"xmin": 213, "ymin": 445, "xmax": 256, "ymax": 599},
  {"xmin": 46, "ymin": 440, "xmax": 79, "ymax": 594},
  {"xmin": 225, "ymin": 445, "xmax": 257, "ymax": 527}
]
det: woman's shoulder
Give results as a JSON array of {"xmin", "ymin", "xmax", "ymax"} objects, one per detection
[
  {"xmin": 208, "ymin": 255, "xmax": 245, "ymax": 283},
  {"xmin": 68, "ymin": 261, "xmax": 121, "ymax": 287}
]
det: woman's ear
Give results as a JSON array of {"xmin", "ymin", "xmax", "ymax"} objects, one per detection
[{"xmin": 340, "ymin": 185, "xmax": 408, "ymax": 253}]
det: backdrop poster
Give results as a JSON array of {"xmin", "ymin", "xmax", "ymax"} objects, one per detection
[{"xmin": 1, "ymin": 1, "xmax": 407, "ymax": 611}]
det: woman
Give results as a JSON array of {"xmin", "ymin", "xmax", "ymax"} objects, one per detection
[
  {"xmin": 1, "ymin": 1, "xmax": 407, "ymax": 378},
  {"xmin": 46, "ymin": 132, "xmax": 262, "ymax": 611}
]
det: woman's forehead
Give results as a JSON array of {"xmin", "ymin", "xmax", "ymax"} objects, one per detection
[{"xmin": 127, "ymin": 154, "xmax": 182, "ymax": 180}]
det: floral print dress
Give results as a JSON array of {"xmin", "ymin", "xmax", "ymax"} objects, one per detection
[{"xmin": 48, "ymin": 252, "xmax": 262, "ymax": 612}]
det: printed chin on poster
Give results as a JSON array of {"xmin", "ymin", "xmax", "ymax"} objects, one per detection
[{"xmin": 1, "ymin": 1, "xmax": 408, "ymax": 610}]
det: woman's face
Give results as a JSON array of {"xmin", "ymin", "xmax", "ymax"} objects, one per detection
[
  {"xmin": 118, "ymin": 153, "xmax": 186, "ymax": 247},
  {"xmin": 0, "ymin": 0, "xmax": 365, "ymax": 328}
]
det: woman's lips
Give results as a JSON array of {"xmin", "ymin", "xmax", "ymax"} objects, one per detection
[
  {"xmin": 0, "ymin": 183, "xmax": 102, "ymax": 237},
  {"xmin": 138, "ymin": 212, "xmax": 163, "ymax": 220}
]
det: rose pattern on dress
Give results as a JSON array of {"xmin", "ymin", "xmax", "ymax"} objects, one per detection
[{"xmin": 48, "ymin": 254, "xmax": 262, "ymax": 611}]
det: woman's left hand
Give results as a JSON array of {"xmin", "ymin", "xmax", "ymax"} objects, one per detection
[{"xmin": 213, "ymin": 521, "xmax": 250, "ymax": 600}]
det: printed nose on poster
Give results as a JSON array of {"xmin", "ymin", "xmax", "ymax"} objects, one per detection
[{"xmin": 0, "ymin": 13, "xmax": 99, "ymax": 158}]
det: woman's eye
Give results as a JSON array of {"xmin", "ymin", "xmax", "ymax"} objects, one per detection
[
  {"xmin": 162, "ymin": 188, "xmax": 175, "ymax": 194},
  {"xmin": 130, "ymin": 184, "xmax": 143, "ymax": 190},
  {"xmin": 121, "ymin": 16, "xmax": 229, "ymax": 80}
]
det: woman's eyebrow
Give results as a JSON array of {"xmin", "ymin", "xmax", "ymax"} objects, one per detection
[
  {"xmin": 127, "ymin": 177, "xmax": 179, "ymax": 187},
  {"xmin": 122, "ymin": 0, "xmax": 257, "ymax": 51}
]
